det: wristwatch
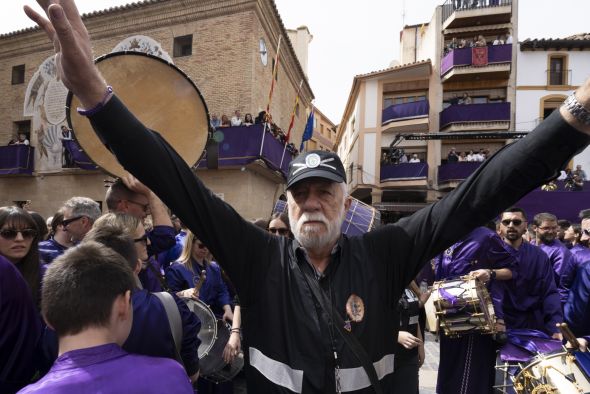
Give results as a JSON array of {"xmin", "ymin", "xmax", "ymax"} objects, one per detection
[{"xmin": 563, "ymin": 93, "xmax": 590, "ymax": 126}]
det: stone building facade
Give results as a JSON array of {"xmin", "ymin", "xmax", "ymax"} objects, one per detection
[{"xmin": 0, "ymin": 0, "xmax": 313, "ymax": 219}]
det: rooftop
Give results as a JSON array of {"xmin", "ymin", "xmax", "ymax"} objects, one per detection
[{"xmin": 520, "ymin": 33, "xmax": 590, "ymax": 50}]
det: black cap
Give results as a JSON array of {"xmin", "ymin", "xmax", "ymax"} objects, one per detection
[{"xmin": 287, "ymin": 150, "xmax": 346, "ymax": 189}]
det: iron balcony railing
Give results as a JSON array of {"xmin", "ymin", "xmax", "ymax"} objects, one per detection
[{"xmin": 546, "ymin": 69, "xmax": 572, "ymax": 86}]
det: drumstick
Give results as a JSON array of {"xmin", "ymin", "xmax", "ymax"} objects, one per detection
[
  {"xmin": 557, "ymin": 323, "xmax": 580, "ymax": 351},
  {"xmin": 193, "ymin": 270, "xmax": 206, "ymax": 298}
]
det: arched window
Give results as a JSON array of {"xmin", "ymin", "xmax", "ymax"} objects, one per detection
[{"xmin": 539, "ymin": 94, "xmax": 567, "ymax": 120}]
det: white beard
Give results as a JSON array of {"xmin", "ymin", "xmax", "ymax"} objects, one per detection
[{"xmin": 290, "ymin": 206, "xmax": 346, "ymax": 251}]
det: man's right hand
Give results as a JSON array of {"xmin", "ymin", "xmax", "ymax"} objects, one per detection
[
  {"xmin": 24, "ymin": 1, "xmax": 108, "ymax": 108},
  {"xmin": 397, "ymin": 331, "xmax": 422, "ymax": 349}
]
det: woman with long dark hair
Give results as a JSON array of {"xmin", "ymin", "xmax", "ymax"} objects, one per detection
[{"xmin": 0, "ymin": 206, "xmax": 42, "ymax": 303}]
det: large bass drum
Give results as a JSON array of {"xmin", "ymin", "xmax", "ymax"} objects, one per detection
[
  {"xmin": 66, "ymin": 51, "xmax": 209, "ymax": 178},
  {"xmin": 183, "ymin": 298, "xmax": 243, "ymax": 382}
]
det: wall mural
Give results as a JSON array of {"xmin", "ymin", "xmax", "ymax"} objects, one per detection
[
  {"xmin": 112, "ymin": 35, "xmax": 172, "ymax": 62},
  {"xmin": 23, "ymin": 56, "xmax": 70, "ymax": 172},
  {"xmin": 22, "ymin": 36, "xmax": 170, "ymax": 173}
]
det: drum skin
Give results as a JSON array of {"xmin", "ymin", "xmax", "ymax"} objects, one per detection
[{"xmin": 66, "ymin": 51, "xmax": 209, "ymax": 178}]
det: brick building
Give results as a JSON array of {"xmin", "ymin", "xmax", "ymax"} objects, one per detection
[{"xmin": 0, "ymin": 0, "xmax": 313, "ymax": 219}]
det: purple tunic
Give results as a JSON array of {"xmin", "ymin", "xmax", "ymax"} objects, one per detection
[
  {"xmin": 139, "ymin": 225, "xmax": 176, "ymax": 292},
  {"xmin": 564, "ymin": 261, "xmax": 590, "ymax": 337},
  {"xmin": 38, "ymin": 238, "xmax": 68, "ymax": 265},
  {"xmin": 534, "ymin": 239, "xmax": 576, "ymax": 304},
  {"xmin": 435, "ymin": 227, "xmax": 517, "ymax": 394},
  {"xmin": 0, "ymin": 256, "xmax": 42, "ymax": 394},
  {"xmin": 17, "ymin": 343, "xmax": 193, "ymax": 394},
  {"xmin": 491, "ymin": 242, "xmax": 562, "ymax": 335},
  {"xmin": 570, "ymin": 244, "xmax": 590, "ymax": 269}
]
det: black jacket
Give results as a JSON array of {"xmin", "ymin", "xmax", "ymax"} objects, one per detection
[{"xmin": 90, "ymin": 97, "xmax": 589, "ymax": 393}]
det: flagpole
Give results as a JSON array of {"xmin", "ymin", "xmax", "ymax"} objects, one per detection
[
  {"xmin": 260, "ymin": 35, "xmax": 282, "ymax": 157},
  {"xmin": 280, "ymin": 79, "xmax": 304, "ymax": 168}
]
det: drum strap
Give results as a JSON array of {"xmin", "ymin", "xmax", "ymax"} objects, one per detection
[
  {"xmin": 153, "ymin": 291, "xmax": 184, "ymax": 366},
  {"xmin": 298, "ymin": 265, "xmax": 384, "ymax": 394}
]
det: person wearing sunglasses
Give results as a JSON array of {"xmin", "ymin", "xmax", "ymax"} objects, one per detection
[
  {"xmin": 38, "ymin": 210, "xmax": 74, "ymax": 265},
  {"xmin": 268, "ymin": 212, "xmax": 293, "ymax": 239},
  {"xmin": 493, "ymin": 207, "xmax": 563, "ymax": 338},
  {"xmin": 166, "ymin": 231, "xmax": 240, "ymax": 393},
  {"xmin": 531, "ymin": 212, "xmax": 576, "ymax": 305},
  {"xmin": 61, "ymin": 196, "xmax": 101, "ymax": 244},
  {"xmin": 106, "ymin": 175, "xmax": 176, "ymax": 293},
  {"xmin": 564, "ymin": 223, "xmax": 590, "ymax": 270},
  {"xmin": 0, "ymin": 206, "xmax": 43, "ymax": 306}
]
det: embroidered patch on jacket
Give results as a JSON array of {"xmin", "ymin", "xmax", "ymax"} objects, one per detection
[{"xmin": 345, "ymin": 294, "xmax": 365, "ymax": 323}]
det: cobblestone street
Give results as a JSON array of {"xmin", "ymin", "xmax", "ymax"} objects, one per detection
[{"xmin": 419, "ymin": 332, "xmax": 439, "ymax": 394}]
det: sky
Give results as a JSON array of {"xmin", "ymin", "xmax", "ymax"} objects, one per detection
[{"xmin": 2, "ymin": 1, "xmax": 588, "ymax": 124}]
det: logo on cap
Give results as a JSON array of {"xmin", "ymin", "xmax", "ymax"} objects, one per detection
[{"xmin": 305, "ymin": 153, "xmax": 321, "ymax": 168}]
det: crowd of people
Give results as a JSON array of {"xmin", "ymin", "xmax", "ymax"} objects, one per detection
[
  {"xmin": 447, "ymin": 147, "xmax": 490, "ymax": 162},
  {"xmin": 444, "ymin": 32, "xmax": 512, "ymax": 55},
  {"xmin": 4, "ymin": 2, "xmax": 590, "ymax": 394},
  {"xmin": 209, "ymin": 109, "xmax": 299, "ymax": 155}
]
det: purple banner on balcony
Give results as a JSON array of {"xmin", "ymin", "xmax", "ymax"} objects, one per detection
[
  {"xmin": 516, "ymin": 181, "xmax": 590, "ymax": 223},
  {"xmin": 441, "ymin": 44, "xmax": 512, "ymax": 75},
  {"xmin": 380, "ymin": 162, "xmax": 428, "ymax": 182},
  {"xmin": 440, "ymin": 102, "xmax": 510, "ymax": 129},
  {"xmin": 0, "ymin": 145, "xmax": 34, "ymax": 175},
  {"xmin": 382, "ymin": 100, "xmax": 429, "ymax": 125},
  {"xmin": 63, "ymin": 140, "xmax": 99, "ymax": 170},
  {"xmin": 198, "ymin": 124, "xmax": 293, "ymax": 177},
  {"xmin": 438, "ymin": 162, "xmax": 482, "ymax": 183}
]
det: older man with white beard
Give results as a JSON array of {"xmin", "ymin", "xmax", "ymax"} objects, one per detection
[{"xmin": 26, "ymin": 1, "xmax": 590, "ymax": 392}]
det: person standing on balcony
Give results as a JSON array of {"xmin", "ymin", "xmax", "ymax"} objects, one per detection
[
  {"xmin": 475, "ymin": 35, "xmax": 487, "ymax": 47},
  {"xmin": 231, "ymin": 110, "xmax": 243, "ymax": 127},
  {"xmin": 493, "ymin": 35, "xmax": 504, "ymax": 45},
  {"xmin": 574, "ymin": 164, "xmax": 587, "ymax": 180},
  {"xmin": 409, "ymin": 154, "xmax": 420, "ymax": 163},
  {"xmin": 505, "ymin": 32, "xmax": 513, "ymax": 44},
  {"xmin": 210, "ymin": 113, "xmax": 221, "ymax": 129},
  {"xmin": 459, "ymin": 92, "xmax": 472, "ymax": 105},
  {"xmin": 447, "ymin": 148, "xmax": 459, "ymax": 163}
]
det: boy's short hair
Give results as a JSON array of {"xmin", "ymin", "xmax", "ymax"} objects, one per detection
[
  {"xmin": 84, "ymin": 224, "xmax": 138, "ymax": 271},
  {"xmin": 42, "ymin": 241, "xmax": 134, "ymax": 337}
]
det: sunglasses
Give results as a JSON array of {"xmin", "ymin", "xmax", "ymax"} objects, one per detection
[
  {"xmin": 501, "ymin": 219, "xmax": 523, "ymax": 226},
  {"xmin": 583, "ymin": 229, "xmax": 590, "ymax": 236},
  {"xmin": 269, "ymin": 227, "xmax": 289, "ymax": 235},
  {"xmin": 134, "ymin": 234, "xmax": 149, "ymax": 244},
  {"xmin": 62, "ymin": 216, "xmax": 85, "ymax": 227},
  {"xmin": 0, "ymin": 228, "xmax": 37, "ymax": 240}
]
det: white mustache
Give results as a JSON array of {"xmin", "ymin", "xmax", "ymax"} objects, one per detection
[{"xmin": 298, "ymin": 212, "xmax": 328, "ymax": 227}]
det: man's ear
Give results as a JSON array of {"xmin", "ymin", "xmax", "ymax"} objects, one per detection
[
  {"xmin": 134, "ymin": 259, "xmax": 142, "ymax": 275},
  {"xmin": 116, "ymin": 290, "xmax": 132, "ymax": 321},
  {"xmin": 344, "ymin": 195, "xmax": 352, "ymax": 212}
]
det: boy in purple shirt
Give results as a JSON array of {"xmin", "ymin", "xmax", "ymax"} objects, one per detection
[{"xmin": 18, "ymin": 242, "xmax": 192, "ymax": 394}]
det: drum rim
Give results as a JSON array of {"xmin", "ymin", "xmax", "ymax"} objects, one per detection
[
  {"xmin": 65, "ymin": 50, "xmax": 211, "ymax": 177},
  {"xmin": 183, "ymin": 298, "xmax": 218, "ymax": 357},
  {"xmin": 513, "ymin": 350, "xmax": 576, "ymax": 382}
]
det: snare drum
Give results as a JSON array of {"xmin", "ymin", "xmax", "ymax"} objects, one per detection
[
  {"xmin": 183, "ymin": 298, "xmax": 243, "ymax": 382},
  {"xmin": 430, "ymin": 276, "xmax": 496, "ymax": 337},
  {"xmin": 513, "ymin": 351, "xmax": 590, "ymax": 393}
]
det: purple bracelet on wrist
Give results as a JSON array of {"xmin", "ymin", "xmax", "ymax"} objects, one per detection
[{"xmin": 76, "ymin": 85, "xmax": 114, "ymax": 117}]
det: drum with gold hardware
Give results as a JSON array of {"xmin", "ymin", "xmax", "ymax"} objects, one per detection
[
  {"xmin": 430, "ymin": 276, "xmax": 496, "ymax": 337},
  {"xmin": 66, "ymin": 51, "xmax": 209, "ymax": 177}
]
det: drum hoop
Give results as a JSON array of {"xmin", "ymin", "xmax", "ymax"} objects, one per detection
[
  {"xmin": 65, "ymin": 51, "xmax": 211, "ymax": 177},
  {"xmin": 184, "ymin": 298, "xmax": 218, "ymax": 356}
]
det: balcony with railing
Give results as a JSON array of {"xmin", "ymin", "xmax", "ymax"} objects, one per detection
[
  {"xmin": 440, "ymin": 102, "xmax": 510, "ymax": 131},
  {"xmin": 0, "ymin": 145, "xmax": 34, "ymax": 175},
  {"xmin": 197, "ymin": 123, "xmax": 293, "ymax": 177},
  {"xmin": 381, "ymin": 100, "xmax": 430, "ymax": 132},
  {"xmin": 440, "ymin": 44, "xmax": 512, "ymax": 82},
  {"xmin": 441, "ymin": 0, "xmax": 512, "ymax": 30},
  {"xmin": 438, "ymin": 161, "xmax": 482, "ymax": 185},
  {"xmin": 380, "ymin": 162, "xmax": 428, "ymax": 186}
]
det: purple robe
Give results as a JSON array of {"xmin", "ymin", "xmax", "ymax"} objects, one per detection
[
  {"xmin": 570, "ymin": 244, "xmax": 590, "ymax": 270},
  {"xmin": 0, "ymin": 256, "xmax": 42, "ymax": 394},
  {"xmin": 38, "ymin": 238, "xmax": 68, "ymax": 265},
  {"xmin": 564, "ymin": 262, "xmax": 590, "ymax": 337},
  {"xmin": 534, "ymin": 239, "xmax": 576, "ymax": 304},
  {"xmin": 491, "ymin": 242, "xmax": 562, "ymax": 335},
  {"xmin": 436, "ymin": 227, "xmax": 517, "ymax": 394},
  {"xmin": 17, "ymin": 343, "xmax": 193, "ymax": 394},
  {"xmin": 138, "ymin": 225, "xmax": 176, "ymax": 292}
]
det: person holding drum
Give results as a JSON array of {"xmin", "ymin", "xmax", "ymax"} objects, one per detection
[
  {"xmin": 434, "ymin": 225, "xmax": 516, "ymax": 394},
  {"xmin": 26, "ymin": 1, "xmax": 590, "ymax": 392},
  {"xmin": 565, "ymin": 256, "xmax": 590, "ymax": 338},
  {"xmin": 166, "ymin": 231, "xmax": 241, "ymax": 393}
]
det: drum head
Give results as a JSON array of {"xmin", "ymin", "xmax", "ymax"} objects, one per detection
[
  {"xmin": 67, "ymin": 52, "xmax": 208, "ymax": 178},
  {"xmin": 184, "ymin": 299, "xmax": 217, "ymax": 358}
]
